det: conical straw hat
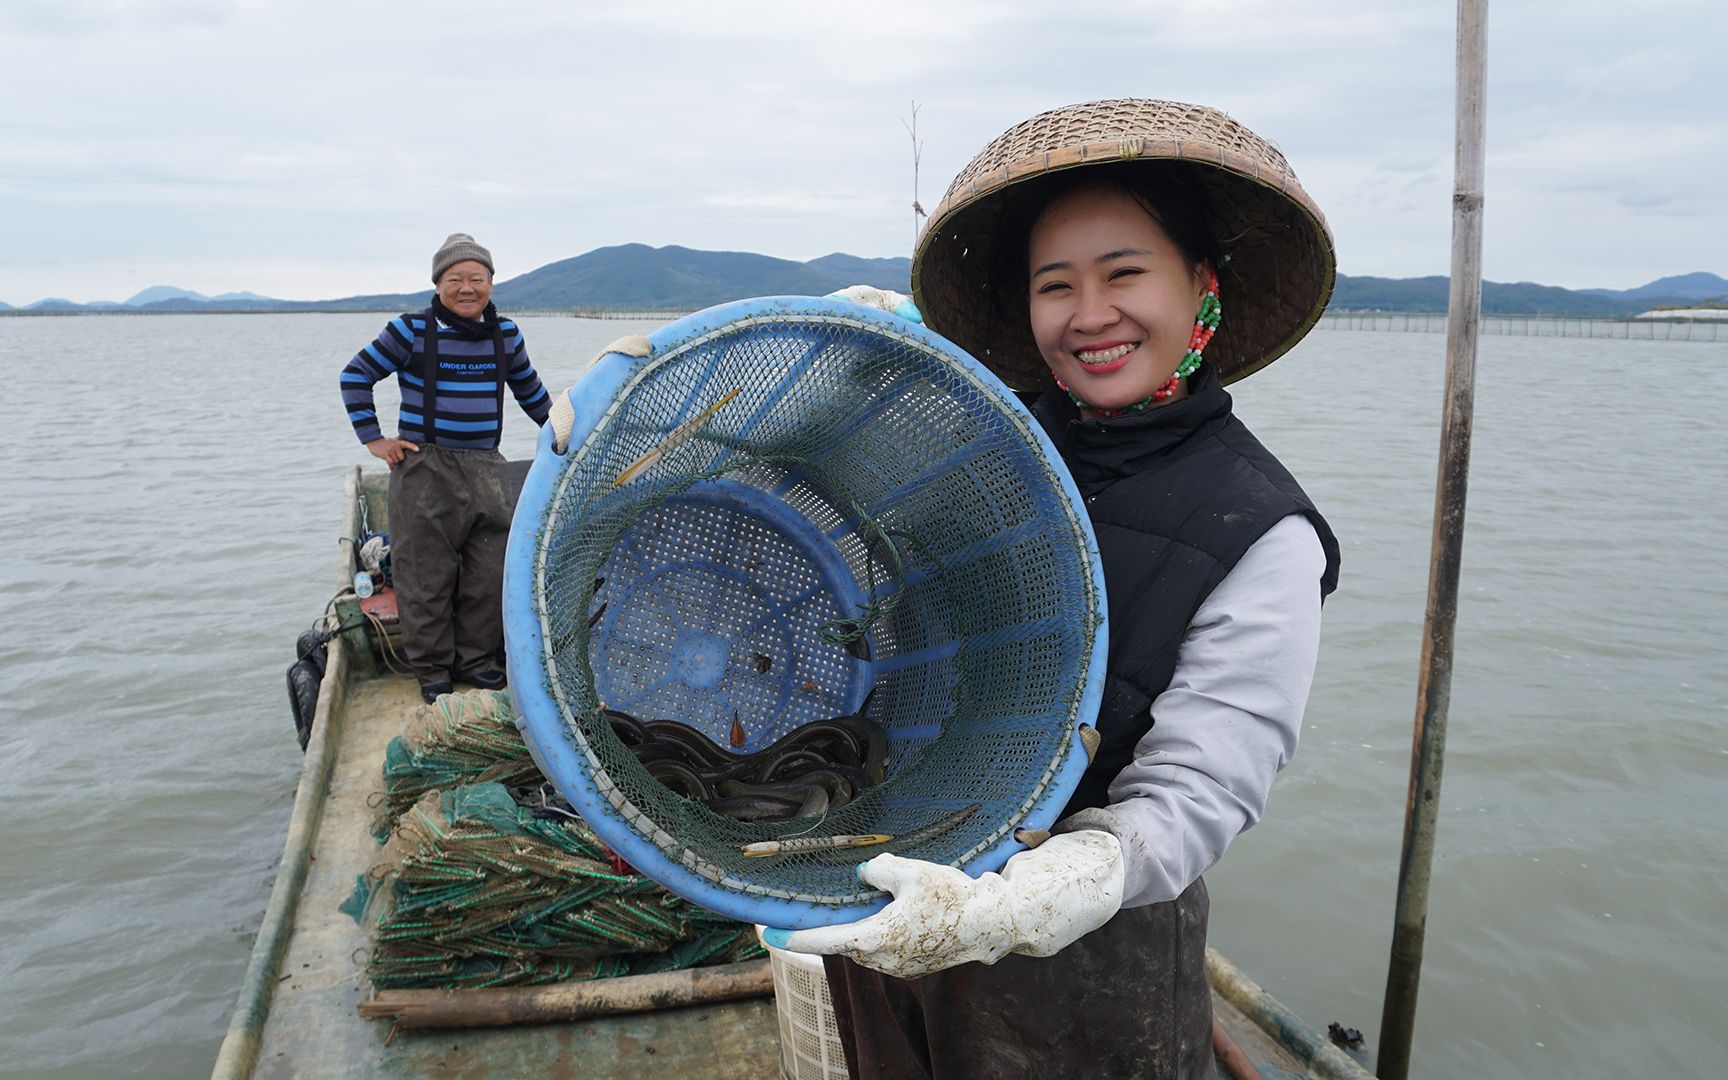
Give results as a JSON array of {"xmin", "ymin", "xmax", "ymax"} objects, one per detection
[{"xmin": 912, "ymin": 98, "xmax": 1336, "ymax": 392}]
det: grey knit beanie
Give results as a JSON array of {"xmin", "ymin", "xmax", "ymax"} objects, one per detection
[{"xmin": 431, "ymin": 232, "xmax": 494, "ymax": 283}]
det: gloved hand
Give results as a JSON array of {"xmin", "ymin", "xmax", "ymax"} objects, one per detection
[
  {"xmin": 760, "ymin": 829, "xmax": 1124, "ymax": 979},
  {"xmin": 824, "ymin": 284, "xmax": 924, "ymax": 324}
]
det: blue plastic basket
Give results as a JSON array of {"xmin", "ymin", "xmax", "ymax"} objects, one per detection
[{"xmin": 504, "ymin": 297, "xmax": 1106, "ymax": 928}]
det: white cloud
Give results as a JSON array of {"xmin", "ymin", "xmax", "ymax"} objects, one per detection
[
  {"xmin": 1, "ymin": 0, "xmax": 1723, "ymax": 302},
  {"xmin": 1, "ymin": 0, "xmax": 235, "ymax": 35}
]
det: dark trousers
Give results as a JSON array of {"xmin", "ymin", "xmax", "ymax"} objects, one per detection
[
  {"xmin": 825, "ymin": 877, "xmax": 1216, "ymax": 1080},
  {"xmin": 386, "ymin": 444, "xmax": 510, "ymax": 685}
]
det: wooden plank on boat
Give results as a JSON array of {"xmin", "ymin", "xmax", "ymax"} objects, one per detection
[{"xmin": 358, "ymin": 960, "xmax": 774, "ymax": 1029}]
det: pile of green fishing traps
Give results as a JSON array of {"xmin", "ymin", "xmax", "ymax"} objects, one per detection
[{"xmin": 350, "ymin": 689, "xmax": 762, "ymax": 990}]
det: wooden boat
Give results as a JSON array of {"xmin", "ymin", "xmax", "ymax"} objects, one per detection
[{"xmin": 211, "ymin": 465, "xmax": 1377, "ymax": 1079}]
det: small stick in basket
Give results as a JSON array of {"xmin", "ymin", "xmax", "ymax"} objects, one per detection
[
  {"xmin": 739, "ymin": 803, "xmax": 981, "ymax": 858},
  {"xmin": 614, "ymin": 387, "xmax": 741, "ymax": 487}
]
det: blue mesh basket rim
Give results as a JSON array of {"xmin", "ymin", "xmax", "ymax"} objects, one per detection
[{"xmin": 503, "ymin": 296, "xmax": 1109, "ymax": 929}]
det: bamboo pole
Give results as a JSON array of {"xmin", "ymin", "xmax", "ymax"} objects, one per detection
[
  {"xmin": 1375, "ymin": 3, "xmax": 1488, "ymax": 1078},
  {"xmin": 357, "ymin": 959, "xmax": 775, "ymax": 1030}
]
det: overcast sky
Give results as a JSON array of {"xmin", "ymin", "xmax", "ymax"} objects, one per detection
[{"xmin": 2, "ymin": 0, "xmax": 1722, "ymax": 304}]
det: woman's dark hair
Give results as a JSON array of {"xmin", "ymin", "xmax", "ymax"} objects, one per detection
[{"xmin": 986, "ymin": 161, "xmax": 1222, "ymax": 309}]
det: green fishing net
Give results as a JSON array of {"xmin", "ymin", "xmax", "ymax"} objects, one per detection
[{"xmin": 355, "ymin": 690, "xmax": 762, "ymax": 990}]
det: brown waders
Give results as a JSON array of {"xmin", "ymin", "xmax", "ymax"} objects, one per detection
[
  {"xmin": 387, "ymin": 443, "xmax": 511, "ymax": 687},
  {"xmin": 824, "ymin": 877, "xmax": 1216, "ymax": 1079}
]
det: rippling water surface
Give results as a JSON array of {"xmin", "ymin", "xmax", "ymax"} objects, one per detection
[{"xmin": 0, "ymin": 314, "xmax": 1722, "ymax": 1078}]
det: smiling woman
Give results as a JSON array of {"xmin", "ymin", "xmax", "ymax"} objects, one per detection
[{"xmin": 782, "ymin": 98, "xmax": 1344, "ymax": 1080}]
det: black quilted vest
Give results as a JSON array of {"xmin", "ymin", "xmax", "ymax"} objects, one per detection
[{"xmin": 1032, "ymin": 367, "xmax": 1342, "ymax": 817}]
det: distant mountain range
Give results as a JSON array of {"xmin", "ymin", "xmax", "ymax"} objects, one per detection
[
  {"xmin": 1579, "ymin": 272, "xmax": 1728, "ymax": 301},
  {"xmin": 6, "ymin": 244, "xmax": 1724, "ymax": 317},
  {"xmin": 123, "ymin": 285, "xmax": 274, "ymax": 305},
  {"xmin": 1332, "ymin": 272, "xmax": 1728, "ymax": 316}
]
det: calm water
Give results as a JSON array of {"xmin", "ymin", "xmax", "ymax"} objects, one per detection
[{"xmin": 0, "ymin": 314, "xmax": 1722, "ymax": 1078}]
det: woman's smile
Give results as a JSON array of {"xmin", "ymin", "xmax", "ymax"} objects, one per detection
[{"xmin": 1073, "ymin": 340, "xmax": 1141, "ymax": 372}]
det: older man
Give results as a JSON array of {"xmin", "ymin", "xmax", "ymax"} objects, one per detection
[{"xmin": 339, "ymin": 233, "xmax": 551, "ymax": 702}]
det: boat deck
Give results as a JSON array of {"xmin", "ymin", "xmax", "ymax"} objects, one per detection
[
  {"xmin": 216, "ymin": 466, "xmax": 1373, "ymax": 1079},
  {"xmin": 249, "ymin": 672, "xmax": 784, "ymax": 1078},
  {"xmin": 237, "ymin": 669, "xmax": 1355, "ymax": 1078}
]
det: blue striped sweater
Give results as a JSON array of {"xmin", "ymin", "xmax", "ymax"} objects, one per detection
[{"xmin": 340, "ymin": 309, "xmax": 551, "ymax": 449}]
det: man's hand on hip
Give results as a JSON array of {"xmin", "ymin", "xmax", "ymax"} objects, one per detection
[{"xmin": 365, "ymin": 438, "xmax": 420, "ymax": 468}]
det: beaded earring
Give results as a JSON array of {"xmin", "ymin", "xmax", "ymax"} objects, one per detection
[
  {"xmin": 1177, "ymin": 265, "xmax": 1222, "ymax": 379},
  {"xmin": 1055, "ymin": 266, "xmax": 1223, "ymax": 418}
]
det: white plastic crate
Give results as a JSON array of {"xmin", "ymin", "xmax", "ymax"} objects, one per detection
[{"xmin": 764, "ymin": 938, "xmax": 850, "ymax": 1080}]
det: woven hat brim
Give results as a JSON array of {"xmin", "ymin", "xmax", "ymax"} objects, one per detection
[{"xmin": 913, "ymin": 121, "xmax": 1337, "ymax": 393}]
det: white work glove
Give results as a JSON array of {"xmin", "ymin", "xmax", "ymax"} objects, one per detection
[
  {"xmin": 824, "ymin": 284, "xmax": 924, "ymax": 324},
  {"xmin": 760, "ymin": 830, "xmax": 1124, "ymax": 979}
]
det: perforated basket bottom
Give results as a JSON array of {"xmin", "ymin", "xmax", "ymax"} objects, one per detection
[{"xmin": 590, "ymin": 479, "xmax": 872, "ymax": 751}]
